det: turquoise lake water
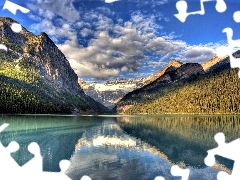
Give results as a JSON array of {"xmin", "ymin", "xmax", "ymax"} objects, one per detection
[{"xmin": 0, "ymin": 114, "xmax": 238, "ymax": 180}]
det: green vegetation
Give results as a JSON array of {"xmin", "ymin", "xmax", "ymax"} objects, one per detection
[
  {"xmin": 25, "ymin": 42, "xmax": 38, "ymax": 55},
  {"xmin": 0, "ymin": 37, "xmax": 23, "ymax": 54},
  {"xmin": 0, "ymin": 20, "xmax": 110, "ymax": 114},
  {"xmin": 0, "ymin": 74, "xmax": 90, "ymax": 114},
  {"xmin": 0, "ymin": 53, "xmax": 90, "ymax": 114},
  {"xmin": 117, "ymin": 115, "xmax": 238, "ymax": 168},
  {"xmin": 120, "ymin": 69, "xmax": 240, "ymax": 114}
]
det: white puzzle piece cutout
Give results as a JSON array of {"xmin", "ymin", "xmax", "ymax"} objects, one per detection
[
  {"xmin": 0, "ymin": 124, "xmax": 21, "ymax": 179},
  {"xmin": 11, "ymin": 22, "xmax": 22, "ymax": 33},
  {"xmin": 81, "ymin": 175, "xmax": 92, "ymax": 180},
  {"xmin": 171, "ymin": 165, "xmax": 190, "ymax": 180},
  {"xmin": 1, "ymin": 1, "xmax": 30, "ymax": 49},
  {"xmin": 222, "ymin": 12, "xmax": 240, "ymax": 77},
  {"xmin": 3, "ymin": 0, "xmax": 30, "ymax": 15},
  {"xmin": 105, "ymin": 0, "xmax": 119, "ymax": 3},
  {"xmin": 2, "ymin": 0, "xmax": 30, "ymax": 33},
  {"xmin": 0, "ymin": 123, "xmax": 92, "ymax": 180},
  {"xmin": 174, "ymin": 0, "xmax": 227, "ymax": 23},
  {"xmin": 20, "ymin": 142, "xmax": 43, "ymax": 179},
  {"xmin": 0, "ymin": 44, "xmax": 7, "ymax": 51},
  {"xmin": 41, "ymin": 160, "xmax": 72, "ymax": 180},
  {"xmin": 154, "ymin": 165, "xmax": 190, "ymax": 180},
  {"xmin": 0, "ymin": 123, "xmax": 9, "ymax": 132},
  {"xmin": 0, "ymin": 141, "xmax": 20, "ymax": 177},
  {"xmin": 154, "ymin": 176, "xmax": 165, "ymax": 180},
  {"xmin": 204, "ymin": 132, "xmax": 240, "ymax": 180}
]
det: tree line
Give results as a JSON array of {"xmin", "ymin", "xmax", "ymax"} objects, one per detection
[{"xmin": 121, "ymin": 69, "xmax": 240, "ymax": 114}]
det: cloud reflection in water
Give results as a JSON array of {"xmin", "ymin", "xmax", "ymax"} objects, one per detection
[{"xmin": 66, "ymin": 118, "xmax": 219, "ymax": 180}]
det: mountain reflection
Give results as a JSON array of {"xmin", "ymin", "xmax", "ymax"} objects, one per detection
[
  {"xmin": 0, "ymin": 115, "xmax": 104, "ymax": 171},
  {"xmin": 0, "ymin": 115, "xmax": 231, "ymax": 179},
  {"xmin": 66, "ymin": 118, "xmax": 219, "ymax": 180},
  {"xmin": 116, "ymin": 115, "xmax": 238, "ymax": 170},
  {"xmin": 76, "ymin": 120, "xmax": 138, "ymax": 148},
  {"xmin": 66, "ymin": 119, "xmax": 176, "ymax": 180}
]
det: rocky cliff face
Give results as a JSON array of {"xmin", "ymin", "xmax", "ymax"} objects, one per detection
[
  {"xmin": 115, "ymin": 60, "xmax": 206, "ymax": 113},
  {"xmin": 142, "ymin": 61, "xmax": 204, "ymax": 91},
  {"xmin": 201, "ymin": 51, "xmax": 240, "ymax": 74},
  {"xmin": 116, "ymin": 49, "xmax": 240, "ymax": 114},
  {"xmin": 144, "ymin": 59, "xmax": 182, "ymax": 86},
  {"xmin": 201, "ymin": 55, "xmax": 230, "ymax": 73},
  {"xmin": 79, "ymin": 78, "xmax": 146, "ymax": 109},
  {"xmin": 0, "ymin": 17, "xmax": 84, "ymax": 96},
  {"xmin": 0, "ymin": 17, "xmax": 108, "ymax": 114}
]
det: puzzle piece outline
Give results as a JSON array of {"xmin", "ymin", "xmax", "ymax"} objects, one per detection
[
  {"xmin": 204, "ymin": 132, "xmax": 240, "ymax": 180},
  {"xmin": 0, "ymin": 2, "xmax": 92, "ymax": 178},
  {"xmin": 154, "ymin": 164, "xmax": 190, "ymax": 180},
  {"xmin": 0, "ymin": 0, "xmax": 30, "ymax": 51},
  {"xmin": 175, "ymin": 0, "xmax": 240, "ymax": 78},
  {"xmin": 222, "ymin": 10, "xmax": 240, "ymax": 78},
  {"xmin": 174, "ymin": 0, "xmax": 227, "ymax": 23},
  {"xmin": 3, "ymin": 0, "xmax": 30, "ymax": 15},
  {"xmin": 0, "ymin": 123, "xmax": 92, "ymax": 179}
]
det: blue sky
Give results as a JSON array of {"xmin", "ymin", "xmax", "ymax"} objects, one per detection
[{"xmin": 0, "ymin": 0, "xmax": 240, "ymax": 82}]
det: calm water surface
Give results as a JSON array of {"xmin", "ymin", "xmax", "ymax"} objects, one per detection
[{"xmin": 0, "ymin": 114, "xmax": 239, "ymax": 180}]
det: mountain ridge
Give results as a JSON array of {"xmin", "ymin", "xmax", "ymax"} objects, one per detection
[
  {"xmin": 144, "ymin": 59, "xmax": 183, "ymax": 86},
  {"xmin": 115, "ymin": 51, "xmax": 240, "ymax": 114},
  {"xmin": 0, "ymin": 16, "xmax": 109, "ymax": 114}
]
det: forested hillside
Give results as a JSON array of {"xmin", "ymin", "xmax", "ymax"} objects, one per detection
[
  {"xmin": 0, "ymin": 52, "xmax": 90, "ymax": 113},
  {"xmin": 0, "ymin": 17, "xmax": 109, "ymax": 114},
  {"xmin": 115, "ymin": 50, "xmax": 240, "ymax": 115},
  {"xmin": 117, "ymin": 68, "xmax": 240, "ymax": 114}
]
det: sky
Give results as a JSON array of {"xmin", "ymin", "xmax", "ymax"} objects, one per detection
[{"xmin": 0, "ymin": 0, "xmax": 240, "ymax": 82}]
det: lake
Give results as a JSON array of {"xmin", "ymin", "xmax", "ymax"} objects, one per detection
[{"xmin": 0, "ymin": 114, "xmax": 238, "ymax": 180}]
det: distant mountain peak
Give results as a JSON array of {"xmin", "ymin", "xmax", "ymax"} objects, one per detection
[
  {"xmin": 0, "ymin": 16, "xmax": 110, "ymax": 114},
  {"xmin": 145, "ymin": 59, "xmax": 182, "ymax": 86},
  {"xmin": 0, "ymin": 16, "xmax": 18, "ymax": 24},
  {"xmin": 168, "ymin": 59, "xmax": 183, "ymax": 67},
  {"xmin": 201, "ymin": 54, "xmax": 228, "ymax": 72},
  {"xmin": 39, "ymin": 32, "xmax": 51, "ymax": 40}
]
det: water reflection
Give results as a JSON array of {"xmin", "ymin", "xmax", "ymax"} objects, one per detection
[
  {"xmin": 66, "ymin": 119, "xmax": 219, "ymax": 180},
  {"xmin": 116, "ymin": 115, "xmax": 239, "ymax": 170},
  {"xmin": 0, "ymin": 115, "xmax": 235, "ymax": 179},
  {"xmin": 0, "ymin": 115, "xmax": 104, "ymax": 171},
  {"xmin": 67, "ymin": 119, "xmax": 175, "ymax": 180}
]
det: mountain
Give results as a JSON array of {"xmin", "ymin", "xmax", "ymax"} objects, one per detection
[
  {"xmin": 79, "ymin": 78, "xmax": 146, "ymax": 108},
  {"xmin": 115, "ymin": 52, "xmax": 240, "ymax": 114},
  {"xmin": 201, "ymin": 54, "xmax": 229, "ymax": 73},
  {"xmin": 144, "ymin": 59, "xmax": 182, "ymax": 86},
  {"xmin": 0, "ymin": 17, "xmax": 109, "ymax": 114}
]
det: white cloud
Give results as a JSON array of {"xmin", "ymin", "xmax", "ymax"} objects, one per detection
[
  {"xmin": 55, "ymin": 11, "xmax": 192, "ymax": 79},
  {"xmin": 130, "ymin": 11, "xmax": 160, "ymax": 36},
  {"xmin": 121, "ymin": 66, "xmax": 128, "ymax": 72},
  {"xmin": 184, "ymin": 47, "xmax": 215, "ymax": 63},
  {"xmin": 175, "ymin": 43, "xmax": 227, "ymax": 63},
  {"xmin": 27, "ymin": 3, "xmax": 226, "ymax": 80},
  {"xmin": 148, "ymin": 61, "xmax": 166, "ymax": 69},
  {"xmin": 36, "ymin": 8, "xmax": 55, "ymax": 20},
  {"xmin": 28, "ymin": 13, "xmax": 42, "ymax": 21},
  {"xmin": 95, "ymin": 15, "xmax": 114, "ymax": 31},
  {"xmin": 96, "ymin": 7, "xmax": 115, "ymax": 16},
  {"xmin": 69, "ymin": 59, "xmax": 119, "ymax": 79},
  {"xmin": 30, "ymin": 19, "xmax": 77, "ymax": 42},
  {"xmin": 58, "ymin": 30, "xmax": 144, "ymax": 73},
  {"xmin": 146, "ymin": 37, "xmax": 186, "ymax": 55},
  {"xmin": 27, "ymin": 0, "xmax": 79, "ymax": 22},
  {"xmin": 80, "ymin": 28, "xmax": 93, "ymax": 37}
]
